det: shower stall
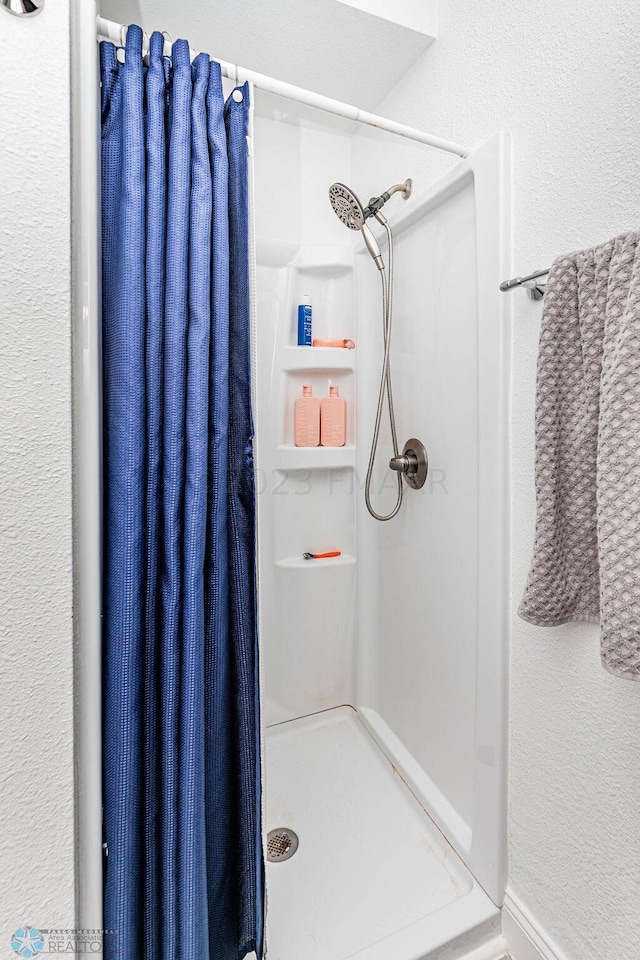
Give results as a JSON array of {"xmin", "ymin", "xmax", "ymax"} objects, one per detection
[
  {"xmin": 251, "ymin": 93, "xmax": 510, "ymax": 959},
  {"xmin": 74, "ymin": 15, "xmax": 510, "ymax": 958}
]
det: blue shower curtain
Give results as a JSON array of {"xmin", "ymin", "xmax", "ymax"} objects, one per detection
[{"xmin": 100, "ymin": 26, "xmax": 263, "ymax": 960}]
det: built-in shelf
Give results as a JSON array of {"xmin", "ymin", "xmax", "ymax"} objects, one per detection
[
  {"xmin": 276, "ymin": 444, "xmax": 356, "ymax": 471},
  {"xmin": 276, "ymin": 554, "xmax": 356, "ymax": 570},
  {"xmin": 282, "ymin": 346, "xmax": 355, "ymax": 372}
]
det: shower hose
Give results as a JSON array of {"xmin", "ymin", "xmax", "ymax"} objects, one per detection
[{"xmin": 364, "ymin": 214, "xmax": 403, "ymax": 522}]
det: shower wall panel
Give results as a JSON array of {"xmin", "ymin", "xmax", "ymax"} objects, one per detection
[
  {"xmin": 253, "ymin": 107, "xmax": 359, "ymax": 726},
  {"xmin": 355, "ymin": 137, "xmax": 510, "ymax": 904}
]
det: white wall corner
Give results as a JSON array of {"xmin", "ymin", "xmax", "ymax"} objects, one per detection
[
  {"xmin": 334, "ymin": 0, "xmax": 437, "ymax": 40},
  {"xmin": 502, "ymin": 891, "xmax": 572, "ymax": 960}
]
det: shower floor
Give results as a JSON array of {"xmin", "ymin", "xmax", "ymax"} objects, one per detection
[{"xmin": 264, "ymin": 707, "xmax": 500, "ymax": 960}]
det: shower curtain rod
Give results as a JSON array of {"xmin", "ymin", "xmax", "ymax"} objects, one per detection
[{"xmin": 96, "ymin": 16, "xmax": 469, "ymax": 158}]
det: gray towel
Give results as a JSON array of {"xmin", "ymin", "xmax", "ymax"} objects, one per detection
[{"xmin": 519, "ymin": 231, "xmax": 640, "ymax": 680}]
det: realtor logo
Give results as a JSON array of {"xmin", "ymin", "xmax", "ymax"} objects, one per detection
[{"xmin": 11, "ymin": 928, "xmax": 44, "ymax": 959}]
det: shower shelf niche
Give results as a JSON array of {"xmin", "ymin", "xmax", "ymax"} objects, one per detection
[
  {"xmin": 281, "ymin": 367, "xmax": 354, "ymax": 451},
  {"xmin": 282, "ymin": 346, "xmax": 355, "ymax": 371},
  {"xmin": 275, "ymin": 444, "xmax": 356, "ymax": 471}
]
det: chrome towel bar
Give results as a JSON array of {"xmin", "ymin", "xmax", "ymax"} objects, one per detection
[{"xmin": 500, "ymin": 268, "xmax": 549, "ymax": 300}]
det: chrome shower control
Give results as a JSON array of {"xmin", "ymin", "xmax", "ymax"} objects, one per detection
[{"xmin": 389, "ymin": 438, "xmax": 428, "ymax": 490}]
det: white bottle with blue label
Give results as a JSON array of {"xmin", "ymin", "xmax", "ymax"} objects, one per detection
[{"xmin": 297, "ymin": 294, "xmax": 312, "ymax": 346}]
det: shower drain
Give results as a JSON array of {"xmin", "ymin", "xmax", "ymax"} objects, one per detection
[{"xmin": 266, "ymin": 828, "xmax": 299, "ymax": 863}]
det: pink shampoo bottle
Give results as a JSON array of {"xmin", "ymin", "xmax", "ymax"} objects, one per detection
[{"xmin": 295, "ymin": 385, "xmax": 321, "ymax": 447}]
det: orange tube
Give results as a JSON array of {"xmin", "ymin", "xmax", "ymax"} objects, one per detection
[{"xmin": 312, "ymin": 339, "xmax": 355, "ymax": 349}]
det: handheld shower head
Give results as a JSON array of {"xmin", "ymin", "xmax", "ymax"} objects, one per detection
[
  {"xmin": 329, "ymin": 182, "xmax": 385, "ymax": 271},
  {"xmin": 329, "ymin": 182, "xmax": 365, "ymax": 230}
]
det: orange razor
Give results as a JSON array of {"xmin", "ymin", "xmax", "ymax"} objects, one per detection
[{"xmin": 302, "ymin": 551, "xmax": 342, "ymax": 560}]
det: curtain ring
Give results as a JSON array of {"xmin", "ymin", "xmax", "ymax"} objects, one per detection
[
  {"xmin": 142, "ymin": 30, "xmax": 150, "ymax": 66},
  {"xmin": 162, "ymin": 29, "xmax": 173, "ymax": 56},
  {"xmin": 119, "ymin": 23, "xmax": 126, "ymax": 47}
]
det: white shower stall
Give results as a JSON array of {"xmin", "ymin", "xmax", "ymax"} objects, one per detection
[
  {"xmin": 252, "ymin": 92, "xmax": 510, "ymax": 959},
  {"xmin": 72, "ymin": 13, "xmax": 511, "ymax": 954}
]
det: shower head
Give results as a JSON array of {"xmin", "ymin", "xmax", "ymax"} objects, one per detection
[
  {"xmin": 329, "ymin": 179, "xmax": 412, "ymax": 226},
  {"xmin": 329, "ymin": 182, "xmax": 384, "ymax": 271},
  {"xmin": 329, "ymin": 183, "xmax": 365, "ymax": 230}
]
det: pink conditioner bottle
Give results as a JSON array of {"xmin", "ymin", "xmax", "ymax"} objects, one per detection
[{"xmin": 321, "ymin": 385, "xmax": 347, "ymax": 447}]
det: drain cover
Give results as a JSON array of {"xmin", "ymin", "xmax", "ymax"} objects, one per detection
[{"xmin": 266, "ymin": 828, "xmax": 299, "ymax": 863}]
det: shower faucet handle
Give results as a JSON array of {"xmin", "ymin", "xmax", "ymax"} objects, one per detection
[
  {"xmin": 389, "ymin": 438, "xmax": 428, "ymax": 490},
  {"xmin": 389, "ymin": 454, "xmax": 411, "ymax": 473}
]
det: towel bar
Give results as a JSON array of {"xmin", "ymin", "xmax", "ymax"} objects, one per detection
[{"xmin": 499, "ymin": 268, "xmax": 549, "ymax": 300}]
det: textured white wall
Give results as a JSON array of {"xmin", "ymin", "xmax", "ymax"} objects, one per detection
[
  {"xmin": 0, "ymin": 0, "xmax": 76, "ymax": 937},
  {"xmin": 351, "ymin": 2, "xmax": 640, "ymax": 958}
]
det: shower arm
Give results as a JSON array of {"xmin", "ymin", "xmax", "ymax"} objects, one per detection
[{"xmin": 364, "ymin": 180, "xmax": 412, "ymax": 219}]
